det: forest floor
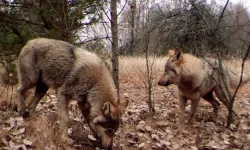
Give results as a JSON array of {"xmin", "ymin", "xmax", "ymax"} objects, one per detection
[{"xmin": 0, "ymin": 57, "xmax": 250, "ymax": 150}]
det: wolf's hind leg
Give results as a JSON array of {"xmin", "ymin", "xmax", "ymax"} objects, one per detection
[
  {"xmin": 57, "ymin": 91, "xmax": 71, "ymax": 141},
  {"xmin": 17, "ymin": 85, "xmax": 29, "ymax": 117},
  {"xmin": 214, "ymin": 86, "xmax": 238, "ymax": 119},
  {"xmin": 17, "ymin": 64, "xmax": 39, "ymax": 117},
  {"xmin": 28, "ymin": 78, "xmax": 49, "ymax": 114},
  {"xmin": 188, "ymin": 99, "xmax": 200, "ymax": 124},
  {"xmin": 214, "ymin": 87, "xmax": 229, "ymax": 108},
  {"xmin": 203, "ymin": 91, "xmax": 220, "ymax": 118},
  {"xmin": 17, "ymin": 82, "xmax": 36, "ymax": 118}
]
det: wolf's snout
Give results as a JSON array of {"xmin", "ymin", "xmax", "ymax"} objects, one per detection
[
  {"xmin": 158, "ymin": 80, "xmax": 164, "ymax": 86},
  {"xmin": 107, "ymin": 146, "xmax": 112, "ymax": 150},
  {"xmin": 106, "ymin": 140, "xmax": 113, "ymax": 150},
  {"xmin": 103, "ymin": 141, "xmax": 112, "ymax": 150},
  {"xmin": 158, "ymin": 79, "xmax": 170, "ymax": 86},
  {"xmin": 100, "ymin": 136, "xmax": 113, "ymax": 150}
]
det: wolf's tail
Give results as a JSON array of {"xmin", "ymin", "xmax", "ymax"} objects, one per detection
[{"xmin": 228, "ymin": 69, "xmax": 249, "ymax": 90}]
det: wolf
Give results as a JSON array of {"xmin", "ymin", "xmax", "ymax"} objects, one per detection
[
  {"xmin": 17, "ymin": 38, "xmax": 128, "ymax": 149},
  {"xmin": 158, "ymin": 48, "xmax": 248, "ymax": 130}
]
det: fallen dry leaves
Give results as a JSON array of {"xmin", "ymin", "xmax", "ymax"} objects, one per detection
[{"xmin": 0, "ymin": 79, "xmax": 250, "ymax": 150}]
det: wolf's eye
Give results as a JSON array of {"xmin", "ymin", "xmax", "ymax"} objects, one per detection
[
  {"xmin": 170, "ymin": 68, "xmax": 176, "ymax": 73},
  {"xmin": 166, "ymin": 65, "xmax": 176, "ymax": 73},
  {"xmin": 106, "ymin": 128, "xmax": 113, "ymax": 135}
]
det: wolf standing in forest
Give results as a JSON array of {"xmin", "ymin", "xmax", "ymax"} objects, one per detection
[
  {"xmin": 17, "ymin": 38, "xmax": 128, "ymax": 149},
  {"xmin": 158, "ymin": 48, "xmax": 248, "ymax": 130}
]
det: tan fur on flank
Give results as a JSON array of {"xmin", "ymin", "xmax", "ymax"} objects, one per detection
[
  {"xmin": 158, "ymin": 48, "xmax": 249, "ymax": 131},
  {"xmin": 17, "ymin": 38, "xmax": 128, "ymax": 149}
]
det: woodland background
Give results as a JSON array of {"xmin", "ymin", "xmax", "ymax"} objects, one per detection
[
  {"xmin": 1, "ymin": 0, "xmax": 250, "ymax": 66},
  {"xmin": 0, "ymin": 0, "xmax": 250, "ymax": 149}
]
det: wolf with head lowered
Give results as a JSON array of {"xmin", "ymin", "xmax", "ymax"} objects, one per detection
[
  {"xmin": 158, "ymin": 48, "xmax": 248, "ymax": 130},
  {"xmin": 17, "ymin": 38, "xmax": 128, "ymax": 149}
]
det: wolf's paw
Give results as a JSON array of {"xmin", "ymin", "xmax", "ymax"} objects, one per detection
[
  {"xmin": 21, "ymin": 111, "xmax": 30, "ymax": 118},
  {"xmin": 19, "ymin": 107, "xmax": 30, "ymax": 118},
  {"xmin": 13, "ymin": 104, "xmax": 18, "ymax": 112},
  {"xmin": 61, "ymin": 136, "xmax": 74, "ymax": 145},
  {"xmin": 210, "ymin": 112, "xmax": 218, "ymax": 120},
  {"xmin": 187, "ymin": 117, "xmax": 194, "ymax": 125},
  {"xmin": 178, "ymin": 124, "xmax": 184, "ymax": 132},
  {"xmin": 66, "ymin": 137, "xmax": 74, "ymax": 145}
]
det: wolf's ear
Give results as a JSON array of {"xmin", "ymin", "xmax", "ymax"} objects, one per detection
[
  {"xmin": 92, "ymin": 102, "xmax": 112, "ymax": 124},
  {"xmin": 118, "ymin": 99, "xmax": 129, "ymax": 114},
  {"xmin": 174, "ymin": 48, "xmax": 183, "ymax": 60},
  {"xmin": 102, "ymin": 102, "xmax": 111, "ymax": 116},
  {"xmin": 102, "ymin": 102, "xmax": 117, "ymax": 116},
  {"xmin": 168, "ymin": 49, "xmax": 175, "ymax": 56}
]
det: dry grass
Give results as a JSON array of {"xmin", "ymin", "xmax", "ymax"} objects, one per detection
[
  {"xmin": 119, "ymin": 56, "xmax": 166, "ymax": 85},
  {"xmin": 120, "ymin": 56, "xmax": 250, "ymax": 80},
  {"xmin": 25, "ymin": 115, "xmax": 65, "ymax": 149},
  {"xmin": 119, "ymin": 56, "xmax": 166, "ymax": 75}
]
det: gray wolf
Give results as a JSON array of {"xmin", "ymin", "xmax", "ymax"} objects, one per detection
[
  {"xmin": 158, "ymin": 48, "xmax": 248, "ymax": 130},
  {"xmin": 17, "ymin": 38, "xmax": 128, "ymax": 149}
]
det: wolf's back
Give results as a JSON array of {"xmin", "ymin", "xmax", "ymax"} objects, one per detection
[
  {"xmin": 204, "ymin": 58, "xmax": 249, "ymax": 90},
  {"xmin": 18, "ymin": 38, "xmax": 79, "ymax": 88},
  {"xmin": 227, "ymin": 69, "xmax": 249, "ymax": 89}
]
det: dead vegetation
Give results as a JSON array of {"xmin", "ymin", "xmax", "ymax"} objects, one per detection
[{"xmin": 0, "ymin": 57, "xmax": 250, "ymax": 150}]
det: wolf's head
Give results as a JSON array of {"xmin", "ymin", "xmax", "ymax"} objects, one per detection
[
  {"xmin": 158, "ymin": 48, "xmax": 183, "ymax": 86},
  {"xmin": 89, "ymin": 99, "xmax": 128, "ymax": 149}
]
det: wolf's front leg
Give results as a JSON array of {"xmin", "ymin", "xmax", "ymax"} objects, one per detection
[
  {"xmin": 77, "ymin": 99, "xmax": 98, "ymax": 138},
  {"xmin": 178, "ymin": 94, "xmax": 187, "ymax": 131}
]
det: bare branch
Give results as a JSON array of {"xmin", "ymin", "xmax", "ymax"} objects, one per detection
[{"xmin": 216, "ymin": 0, "xmax": 230, "ymax": 29}]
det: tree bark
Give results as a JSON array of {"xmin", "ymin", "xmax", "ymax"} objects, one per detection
[
  {"xmin": 129, "ymin": 0, "xmax": 136, "ymax": 56},
  {"xmin": 110, "ymin": 0, "xmax": 120, "ymax": 101}
]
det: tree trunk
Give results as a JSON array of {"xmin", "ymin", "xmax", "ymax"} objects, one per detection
[
  {"xmin": 144, "ymin": 0, "xmax": 155, "ymax": 114},
  {"xmin": 110, "ymin": 0, "xmax": 120, "ymax": 101},
  {"xmin": 129, "ymin": 0, "xmax": 136, "ymax": 56}
]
